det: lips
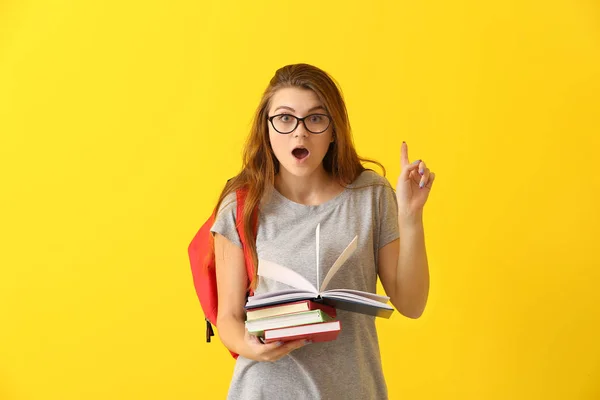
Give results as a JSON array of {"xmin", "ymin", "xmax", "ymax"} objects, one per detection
[{"xmin": 292, "ymin": 146, "xmax": 310, "ymax": 160}]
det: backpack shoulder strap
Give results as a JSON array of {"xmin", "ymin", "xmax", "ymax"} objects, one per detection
[{"xmin": 235, "ymin": 188, "xmax": 259, "ymax": 296}]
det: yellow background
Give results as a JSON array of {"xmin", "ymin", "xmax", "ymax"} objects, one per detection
[{"xmin": 1, "ymin": 0, "xmax": 599, "ymax": 399}]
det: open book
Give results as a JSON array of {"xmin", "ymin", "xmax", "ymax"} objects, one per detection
[{"xmin": 245, "ymin": 224, "xmax": 394, "ymax": 318}]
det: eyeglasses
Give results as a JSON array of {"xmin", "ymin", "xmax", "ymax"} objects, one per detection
[{"xmin": 267, "ymin": 113, "xmax": 332, "ymax": 134}]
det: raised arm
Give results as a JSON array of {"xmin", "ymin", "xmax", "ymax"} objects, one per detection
[{"xmin": 377, "ymin": 142, "xmax": 435, "ymax": 319}]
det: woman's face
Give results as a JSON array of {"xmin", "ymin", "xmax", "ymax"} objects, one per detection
[{"xmin": 267, "ymin": 87, "xmax": 334, "ymax": 178}]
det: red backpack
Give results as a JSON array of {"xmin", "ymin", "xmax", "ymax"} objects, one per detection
[{"xmin": 188, "ymin": 187, "xmax": 259, "ymax": 359}]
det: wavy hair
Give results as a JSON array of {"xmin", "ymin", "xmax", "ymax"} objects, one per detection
[{"xmin": 212, "ymin": 63, "xmax": 385, "ymax": 290}]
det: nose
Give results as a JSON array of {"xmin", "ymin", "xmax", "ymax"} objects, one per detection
[{"xmin": 294, "ymin": 120, "xmax": 309, "ymax": 137}]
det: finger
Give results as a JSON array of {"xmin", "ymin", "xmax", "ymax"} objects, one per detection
[
  {"xmin": 426, "ymin": 172, "xmax": 436, "ymax": 188},
  {"xmin": 419, "ymin": 169, "xmax": 430, "ymax": 188},
  {"xmin": 245, "ymin": 330, "xmax": 280, "ymax": 351},
  {"xmin": 409, "ymin": 165, "xmax": 422, "ymax": 185},
  {"xmin": 249, "ymin": 334, "xmax": 262, "ymax": 345},
  {"xmin": 277, "ymin": 339, "xmax": 309, "ymax": 354},
  {"xmin": 258, "ymin": 340, "xmax": 286, "ymax": 352},
  {"xmin": 400, "ymin": 141, "xmax": 410, "ymax": 167},
  {"xmin": 400, "ymin": 159, "xmax": 421, "ymax": 181},
  {"xmin": 412, "ymin": 161, "xmax": 427, "ymax": 185},
  {"xmin": 418, "ymin": 160, "xmax": 427, "ymax": 176},
  {"xmin": 263, "ymin": 339, "xmax": 308, "ymax": 361},
  {"xmin": 246, "ymin": 329, "xmax": 269, "ymax": 345}
]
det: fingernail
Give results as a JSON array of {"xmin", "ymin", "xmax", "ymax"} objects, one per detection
[
  {"xmin": 276, "ymin": 341, "xmax": 284, "ymax": 347},
  {"xmin": 412, "ymin": 159, "xmax": 421, "ymax": 165},
  {"xmin": 419, "ymin": 182, "xmax": 424, "ymax": 188},
  {"xmin": 419, "ymin": 169, "xmax": 424, "ymax": 175}
]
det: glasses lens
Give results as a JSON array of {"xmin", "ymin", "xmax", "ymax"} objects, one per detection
[
  {"xmin": 272, "ymin": 115, "xmax": 297, "ymax": 133},
  {"xmin": 305, "ymin": 114, "xmax": 330, "ymax": 133}
]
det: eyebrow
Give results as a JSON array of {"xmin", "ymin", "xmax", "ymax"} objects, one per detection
[{"xmin": 273, "ymin": 105, "xmax": 327, "ymax": 114}]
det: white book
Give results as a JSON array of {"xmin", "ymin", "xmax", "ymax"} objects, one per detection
[{"xmin": 245, "ymin": 224, "xmax": 394, "ymax": 318}]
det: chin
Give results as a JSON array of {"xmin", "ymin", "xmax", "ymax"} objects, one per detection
[{"xmin": 279, "ymin": 163, "xmax": 319, "ymax": 178}]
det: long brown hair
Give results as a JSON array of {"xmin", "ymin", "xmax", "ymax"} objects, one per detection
[{"xmin": 212, "ymin": 63, "xmax": 385, "ymax": 290}]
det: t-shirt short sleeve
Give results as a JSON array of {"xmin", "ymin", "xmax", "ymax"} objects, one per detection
[
  {"xmin": 210, "ymin": 192, "xmax": 242, "ymax": 248},
  {"xmin": 378, "ymin": 181, "xmax": 400, "ymax": 250}
]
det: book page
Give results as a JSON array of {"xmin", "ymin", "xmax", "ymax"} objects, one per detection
[
  {"xmin": 257, "ymin": 259, "xmax": 318, "ymax": 294},
  {"xmin": 326, "ymin": 288, "xmax": 390, "ymax": 303},
  {"xmin": 322, "ymin": 291, "xmax": 393, "ymax": 308},
  {"xmin": 316, "ymin": 223, "xmax": 320, "ymax": 293},
  {"xmin": 319, "ymin": 235, "xmax": 358, "ymax": 291},
  {"xmin": 248, "ymin": 288, "xmax": 311, "ymax": 301},
  {"xmin": 246, "ymin": 292, "xmax": 317, "ymax": 308}
]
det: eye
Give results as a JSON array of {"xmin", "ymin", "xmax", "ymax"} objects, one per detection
[
  {"xmin": 309, "ymin": 115, "xmax": 323, "ymax": 123},
  {"xmin": 275, "ymin": 114, "xmax": 293, "ymax": 123}
]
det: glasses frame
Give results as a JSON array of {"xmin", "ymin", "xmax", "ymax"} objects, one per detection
[{"xmin": 267, "ymin": 113, "xmax": 332, "ymax": 134}]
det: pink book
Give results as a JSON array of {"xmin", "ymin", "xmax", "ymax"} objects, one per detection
[{"xmin": 263, "ymin": 321, "xmax": 341, "ymax": 344}]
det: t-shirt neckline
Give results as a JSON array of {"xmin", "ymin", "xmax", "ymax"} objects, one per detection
[{"xmin": 270, "ymin": 181, "xmax": 352, "ymax": 213}]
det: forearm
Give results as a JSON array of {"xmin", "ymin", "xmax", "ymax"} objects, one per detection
[
  {"xmin": 396, "ymin": 212, "xmax": 430, "ymax": 318},
  {"xmin": 217, "ymin": 314, "xmax": 251, "ymax": 357}
]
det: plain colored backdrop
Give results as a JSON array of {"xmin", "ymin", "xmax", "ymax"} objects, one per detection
[{"xmin": 1, "ymin": 0, "xmax": 599, "ymax": 399}]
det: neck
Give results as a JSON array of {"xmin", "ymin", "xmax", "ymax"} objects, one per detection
[{"xmin": 274, "ymin": 165, "xmax": 336, "ymax": 205}]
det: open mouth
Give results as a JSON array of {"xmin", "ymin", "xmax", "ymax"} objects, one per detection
[{"xmin": 292, "ymin": 147, "xmax": 310, "ymax": 160}]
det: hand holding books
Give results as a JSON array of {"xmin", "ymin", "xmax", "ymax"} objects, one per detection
[{"xmin": 242, "ymin": 327, "xmax": 309, "ymax": 362}]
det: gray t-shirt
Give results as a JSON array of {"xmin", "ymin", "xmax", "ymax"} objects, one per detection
[{"xmin": 210, "ymin": 170, "xmax": 399, "ymax": 400}]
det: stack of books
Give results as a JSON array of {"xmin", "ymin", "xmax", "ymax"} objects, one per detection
[
  {"xmin": 245, "ymin": 299, "xmax": 340, "ymax": 343},
  {"xmin": 244, "ymin": 224, "xmax": 394, "ymax": 344}
]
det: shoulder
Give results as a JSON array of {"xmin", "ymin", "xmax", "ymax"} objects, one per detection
[
  {"xmin": 350, "ymin": 169, "xmax": 394, "ymax": 190},
  {"xmin": 347, "ymin": 170, "xmax": 396, "ymax": 209},
  {"xmin": 216, "ymin": 191, "xmax": 238, "ymax": 217}
]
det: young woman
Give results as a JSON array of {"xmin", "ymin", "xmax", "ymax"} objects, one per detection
[{"xmin": 210, "ymin": 63, "xmax": 435, "ymax": 399}]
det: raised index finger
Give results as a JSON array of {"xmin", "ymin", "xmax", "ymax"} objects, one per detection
[{"xmin": 401, "ymin": 141, "xmax": 410, "ymax": 167}]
